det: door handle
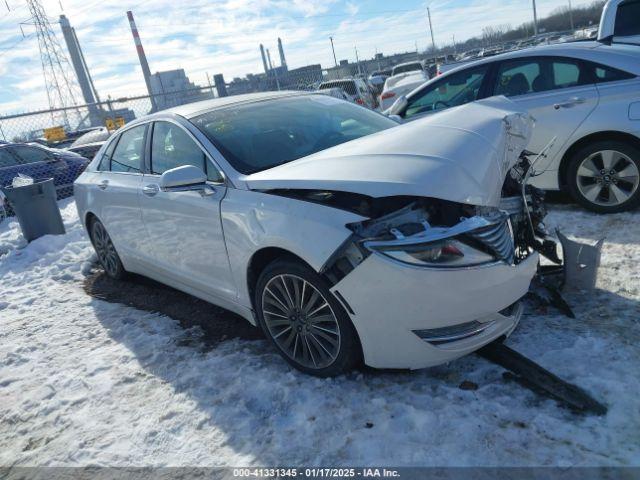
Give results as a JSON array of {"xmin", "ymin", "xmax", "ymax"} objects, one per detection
[
  {"xmin": 554, "ymin": 97, "xmax": 585, "ymax": 109},
  {"xmin": 98, "ymin": 180, "xmax": 109, "ymax": 190},
  {"xmin": 142, "ymin": 184, "xmax": 159, "ymax": 197}
]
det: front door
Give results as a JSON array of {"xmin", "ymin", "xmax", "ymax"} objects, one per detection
[{"xmin": 138, "ymin": 120, "xmax": 236, "ymax": 301}]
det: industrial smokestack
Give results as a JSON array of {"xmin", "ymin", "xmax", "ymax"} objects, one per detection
[
  {"xmin": 59, "ymin": 15, "xmax": 100, "ymax": 122},
  {"xmin": 127, "ymin": 10, "xmax": 157, "ymax": 111},
  {"xmin": 277, "ymin": 37, "xmax": 287, "ymax": 69},
  {"xmin": 259, "ymin": 44, "xmax": 269, "ymax": 74},
  {"xmin": 266, "ymin": 48, "xmax": 273, "ymax": 71}
]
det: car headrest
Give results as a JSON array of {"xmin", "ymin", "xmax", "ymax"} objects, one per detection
[{"xmin": 503, "ymin": 73, "xmax": 530, "ymax": 96}]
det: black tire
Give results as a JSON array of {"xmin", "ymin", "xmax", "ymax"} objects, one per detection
[
  {"xmin": 89, "ymin": 217, "xmax": 127, "ymax": 280},
  {"xmin": 255, "ymin": 259, "xmax": 361, "ymax": 377},
  {"xmin": 566, "ymin": 140, "xmax": 640, "ymax": 213}
]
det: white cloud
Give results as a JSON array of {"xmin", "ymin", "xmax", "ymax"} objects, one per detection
[{"xmin": 0, "ymin": 0, "xmax": 598, "ymax": 116}]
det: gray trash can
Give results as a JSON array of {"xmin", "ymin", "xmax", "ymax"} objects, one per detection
[{"xmin": 1, "ymin": 178, "xmax": 65, "ymax": 242}]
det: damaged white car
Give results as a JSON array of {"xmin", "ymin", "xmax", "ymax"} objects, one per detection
[{"xmin": 75, "ymin": 92, "xmax": 553, "ymax": 376}]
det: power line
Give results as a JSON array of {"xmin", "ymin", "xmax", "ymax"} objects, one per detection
[{"xmin": 0, "ymin": 33, "xmax": 34, "ymax": 57}]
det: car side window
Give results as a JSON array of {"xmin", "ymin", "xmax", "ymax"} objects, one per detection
[
  {"xmin": 97, "ymin": 136, "xmax": 118, "ymax": 171},
  {"xmin": 589, "ymin": 62, "xmax": 635, "ymax": 83},
  {"xmin": 151, "ymin": 121, "xmax": 223, "ymax": 183},
  {"xmin": 10, "ymin": 146, "xmax": 51, "ymax": 164},
  {"xmin": 0, "ymin": 148, "xmax": 18, "ymax": 168},
  {"xmin": 404, "ymin": 65, "xmax": 488, "ymax": 118},
  {"xmin": 552, "ymin": 61, "xmax": 582, "ymax": 89},
  {"xmin": 110, "ymin": 125, "xmax": 145, "ymax": 173},
  {"xmin": 615, "ymin": 0, "xmax": 640, "ymax": 36},
  {"xmin": 495, "ymin": 59, "xmax": 542, "ymax": 96}
]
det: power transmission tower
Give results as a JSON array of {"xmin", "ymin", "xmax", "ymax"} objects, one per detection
[{"xmin": 25, "ymin": 0, "xmax": 83, "ymax": 127}]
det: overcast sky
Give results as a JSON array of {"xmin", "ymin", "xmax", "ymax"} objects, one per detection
[{"xmin": 0, "ymin": 0, "xmax": 593, "ymax": 114}]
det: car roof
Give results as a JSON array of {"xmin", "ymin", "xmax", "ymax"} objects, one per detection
[
  {"xmin": 393, "ymin": 61, "xmax": 423, "ymax": 68},
  {"xmin": 165, "ymin": 90, "xmax": 306, "ymax": 119},
  {"xmin": 441, "ymin": 41, "xmax": 640, "ymax": 77}
]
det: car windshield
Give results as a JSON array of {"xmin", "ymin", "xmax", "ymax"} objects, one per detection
[
  {"xmin": 318, "ymin": 81, "xmax": 357, "ymax": 96},
  {"xmin": 392, "ymin": 63, "xmax": 422, "ymax": 75},
  {"xmin": 191, "ymin": 95, "xmax": 396, "ymax": 174}
]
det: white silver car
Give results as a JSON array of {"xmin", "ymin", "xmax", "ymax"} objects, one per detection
[
  {"xmin": 75, "ymin": 92, "xmax": 545, "ymax": 376},
  {"xmin": 379, "ymin": 62, "xmax": 430, "ymax": 110},
  {"xmin": 387, "ymin": 41, "xmax": 640, "ymax": 213}
]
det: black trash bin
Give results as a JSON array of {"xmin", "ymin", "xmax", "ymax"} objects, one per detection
[{"xmin": 1, "ymin": 178, "xmax": 65, "ymax": 242}]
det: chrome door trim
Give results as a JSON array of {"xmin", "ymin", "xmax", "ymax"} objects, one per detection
[{"xmin": 146, "ymin": 118, "xmax": 229, "ymax": 187}]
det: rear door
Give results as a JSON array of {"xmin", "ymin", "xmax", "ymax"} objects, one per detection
[
  {"xmin": 91, "ymin": 124, "xmax": 148, "ymax": 260},
  {"xmin": 138, "ymin": 120, "xmax": 235, "ymax": 301},
  {"xmin": 491, "ymin": 56, "xmax": 599, "ymax": 183}
]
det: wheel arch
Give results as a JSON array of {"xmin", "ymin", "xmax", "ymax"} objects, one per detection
[
  {"xmin": 558, "ymin": 131, "xmax": 640, "ymax": 189},
  {"xmin": 246, "ymin": 247, "xmax": 315, "ymax": 313}
]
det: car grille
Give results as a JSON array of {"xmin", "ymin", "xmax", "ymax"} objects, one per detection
[{"xmin": 468, "ymin": 218, "xmax": 515, "ymax": 264}]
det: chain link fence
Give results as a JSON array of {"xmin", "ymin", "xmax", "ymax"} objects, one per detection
[
  {"xmin": 0, "ymin": 47, "xmax": 473, "ymax": 219},
  {"xmin": 0, "ymin": 47, "xmax": 433, "ymax": 146},
  {"xmin": 0, "ymin": 72, "xmax": 325, "ymax": 145}
]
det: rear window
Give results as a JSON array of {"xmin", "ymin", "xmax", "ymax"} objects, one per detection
[
  {"xmin": 191, "ymin": 95, "xmax": 396, "ymax": 174},
  {"xmin": 615, "ymin": 0, "xmax": 640, "ymax": 36},
  {"xmin": 392, "ymin": 63, "xmax": 423, "ymax": 75},
  {"xmin": 319, "ymin": 81, "xmax": 357, "ymax": 96},
  {"xmin": 584, "ymin": 60, "xmax": 635, "ymax": 83}
]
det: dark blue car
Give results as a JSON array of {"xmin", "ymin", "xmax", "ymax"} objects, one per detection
[{"xmin": 0, "ymin": 143, "xmax": 89, "ymax": 215}]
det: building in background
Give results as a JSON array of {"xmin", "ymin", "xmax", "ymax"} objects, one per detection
[{"xmin": 149, "ymin": 69, "xmax": 212, "ymax": 110}]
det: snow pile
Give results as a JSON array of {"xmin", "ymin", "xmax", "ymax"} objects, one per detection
[{"xmin": 0, "ymin": 201, "xmax": 639, "ymax": 467}]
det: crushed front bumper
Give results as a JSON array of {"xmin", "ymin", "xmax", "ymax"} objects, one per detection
[{"xmin": 330, "ymin": 251, "xmax": 538, "ymax": 369}]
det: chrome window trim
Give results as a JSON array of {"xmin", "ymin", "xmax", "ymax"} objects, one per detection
[
  {"xmin": 148, "ymin": 117, "xmax": 229, "ymax": 187},
  {"xmin": 95, "ymin": 121, "xmax": 150, "ymax": 175}
]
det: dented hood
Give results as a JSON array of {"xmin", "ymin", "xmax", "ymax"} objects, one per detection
[{"xmin": 244, "ymin": 96, "xmax": 534, "ymax": 207}]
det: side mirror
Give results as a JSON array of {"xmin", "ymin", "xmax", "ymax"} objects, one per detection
[
  {"xmin": 160, "ymin": 165, "xmax": 214, "ymax": 196},
  {"xmin": 160, "ymin": 165, "xmax": 206, "ymax": 188}
]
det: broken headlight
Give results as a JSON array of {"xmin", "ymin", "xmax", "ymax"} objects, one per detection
[{"xmin": 369, "ymin": 239, "xmax": 496, "ymax": 267}]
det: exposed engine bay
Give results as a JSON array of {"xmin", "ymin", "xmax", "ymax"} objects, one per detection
[{"xmin": 265, "ymin": 150, "xmax": 561, "ymax": 286}]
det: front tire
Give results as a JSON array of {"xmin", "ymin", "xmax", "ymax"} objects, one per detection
[
  {"xmin": 567, "ymin": 140, "xmax": 640, "ymax": 213},
  {"xmin": 89, "ymin": 218, "xmax": 127, "ymax": 280},
  {"xmin": 255, "ymin": 259, "xmax": 361, "ymax": 377}
]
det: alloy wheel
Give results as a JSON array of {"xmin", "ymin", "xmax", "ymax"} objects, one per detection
[
  {"xmin": 261, "ymin": 274, "xmax": 341, "ymax": 369},
  {"xmin": 91, "ymin": 221, "xmax": 120, "ymax": 278},
  {"xmin": 576, "ymin": 149, "xmax": 640, "ymax": 207}
]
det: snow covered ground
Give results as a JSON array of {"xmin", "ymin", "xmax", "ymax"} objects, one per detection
[{"xmin": 0, "ymin": 199, "xmax": 639, "ymax": 467}]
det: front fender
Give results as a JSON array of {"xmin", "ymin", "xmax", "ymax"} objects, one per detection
[{"xmin": 221, "ymin": 188, "xmax": 366, "ymax": 308}]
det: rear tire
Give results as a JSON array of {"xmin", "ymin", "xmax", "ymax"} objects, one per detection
[
  {"xmin": 566, "ymin": 140, "xmax": 640, "ymax": 213},
  {"xmin": 255, "ymin": 259, "xmax": 361, "ymax": 377},
  {"xmin": 89, "ymin": 218, "xmax": 127, "ymax": 280}
]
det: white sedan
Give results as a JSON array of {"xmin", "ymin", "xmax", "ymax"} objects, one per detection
[
  {"xmin": 379, "ymin": 62, "xmax": 430, "ymax": 110},
  {"xmin": 387, "ymin": 40, "xmax": 640, "ymax": 213},
  {"xmin": 75, "ymin": 92, "xmax": 543, "ymax": 376}
]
